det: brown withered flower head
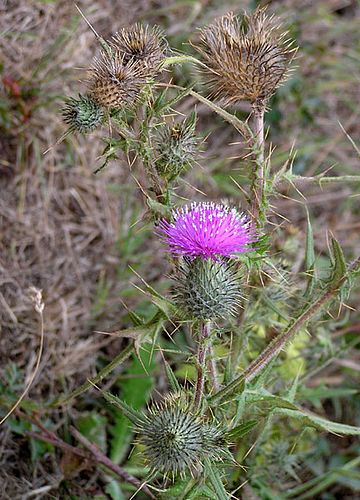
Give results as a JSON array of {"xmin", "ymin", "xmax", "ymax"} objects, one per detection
[
  {"xmin": 88, "ymin": 49, "xmax": 152, "ymax": 109},
  {"xmin": 194, "ymin": 8, "xmax": 297, "ymax": 108},
  {"xmin": 111, "ymin": 23, "xmax": 166, "ymax": 76}
]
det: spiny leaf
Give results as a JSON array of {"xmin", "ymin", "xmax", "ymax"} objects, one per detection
[
  {"xmin": 226, "ymin": 420, "xmax": 258, "ymax": 441},
  {"xmin": 272, "ymin": 407, "xmax": 360, "ymax": 435},
  {"xmin": 207, "ymin": 375, "xmax": 246, "ymax": 406},
  {"xmin": 329, "ymin": 237, "xmax": 347, "ymax": 287},
  {"xmin": 286, "ymin": 371, "xmax": 300, "ymax": 404},
  {"xmin": 304, "ymin": 210, "xmax": 316, "ymax": 297},
  {"xmin": 103, "ymin": 392, "xmax": 146, "ymax": 426},
  {"xmin": 164, "ymin": 361, "xmax": 181, "ymax": 393},
  {"xmin": 204, "ymin": 458, "xmax": 230, "ymax": 500}
]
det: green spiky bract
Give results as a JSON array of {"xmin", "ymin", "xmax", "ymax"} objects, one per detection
[
  {"xmin": 136, "ymin": 394, "xmax": 228, "ymax": 476},
  {"xmin": 155, "ymin": 112, "xmax": 198, "ymax": 181},
  {"xmin": 62, "ymin": 94, "xmax": 104, "ymax": 133},
  {"xmin": 173, "ymin": 257, "xmax": 242, "ymax": 320}
]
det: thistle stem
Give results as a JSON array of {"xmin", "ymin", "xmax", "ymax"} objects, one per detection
[
  {"xmin": 208, "ymin": 345, "xmax": 219, "ymax": 393},
  {"xmin": 193, "ymin": 320, "xmax": 211, "ymax": 411},
  {"xmin": 251, "ymin": 104, "xmax": 265, "ymax": 219}
]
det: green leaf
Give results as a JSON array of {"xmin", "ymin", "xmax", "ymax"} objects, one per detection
[
  {"xmin": 286, "ymin": 372, "xmax": 300, "ymax": 404},
  {"xmin": 160, "ymin": 55, "xmax": 202, "ymax": 68},
  {"xmin": 103, "ymin": 392, "xmax": 145, "ymax": 425},
  {"xmin": 204, "ymin": 458, "xmax": 229, "ymax": 500},
  {"xmin": 76, "ymin": 412, "xmax": 107, "ymax": 453},
  {"xmin": 164, "ymin": 361, "xmax": 181, "ymax": 393},
  {"xmin": 245, "ymin": 390, "xmax": 299, "ymax": 412},
  {"xmin": 304, "ymin": 210, "xmax": 316, "ymax": 296},
  {"xmin": 272, "ymin": 407, "xmax": 360, "ymax": 435},
  {"xmin": 329, "ymin": 237, "xmax": 347, "ymax": 287},
  {"xmin": 226, "ymin": 420, "xmax": 258, "ymax": 441},
  {"xmin": 109, "ymin": 344, "xmax": 155, "ymax": 464},
  {"xmin": 189, "ymin": 90, "xmax": 252, "ymax": 140},
  {"xmin": 207, "ymin": 376, "xmax": 246, "ymax": 406},
  {"xmin": 105, "ymin": 478, "xmax": 126, "ymax": 500}
]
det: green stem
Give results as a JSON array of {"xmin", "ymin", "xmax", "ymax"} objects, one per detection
[{"xmin": 193, "ymin": 320, "xmax": 211, "ymax": 412}]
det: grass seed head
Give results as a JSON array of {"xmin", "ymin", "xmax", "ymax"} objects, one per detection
[
  {"xmin": 62, "ymin": 94, "xmax": 105, "ymax": 133},
  {"xmin": 111, "ymin": 23, "xmax": 166, "ymax": 75},
  {"xmin": 136, "ymin": 394, "xmax": 228, "ymax": 476},
  {"xmin": 194, "ymin": 8, "xmax": 297, "ymax": 107},
  {"xmin": 88, "ymin": 49, "xmax": 152, "ymax": 109},
  {"xmin": 173, "ymin": 257, "xmax": 242, "ymax": 320}
]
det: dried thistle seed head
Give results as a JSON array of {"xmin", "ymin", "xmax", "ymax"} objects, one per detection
[
  {"xmin": 62, "ymin": 94, "xmax": 104, "ymax": 133},
  {"xmin": 173, "ymin": 257, "xmax": 242, "ymax": 320},
  {"xmin": 88, "ymin": 49, "xmax": 152, "ymax": 109},
  {"xmin": 155, "ymin": 113, "xmax": 198, "ymax": 181},
  {"xmin": 136, "ymin": 394, "xmax": 228, "ymax": 475},
  {"xmin": 194, "ymin": 8, "xmax": 297, "ymax": 107},
  {"xmin": 111, "ymin": 23, "xmax": 166, "ymax": 74}
]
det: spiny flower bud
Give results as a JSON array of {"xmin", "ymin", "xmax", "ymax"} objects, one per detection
[
  {"xmin": 194, "ymin": 8, "xmax": 297, "ymax": 107},
  {"xmin": 136, "ymin": 394, "xmax": 228, "ymax": 475},
  {"xmin": 111, "ymin": 23, "xmax": 166, "ymax": 75},
  {"xmin": 173, "ymin": 257, "xmax": 242, "ymax": 320},
  {"xmin": 155, "ymin": 113, "xmax": 198, "ymax": 181},
  {"xmin": 88, "ymin": 49, "xmax": 152, "ymax": 109},
  {"xmin": 62, "ymin": 94, "xmax": 104, "ymax": 133}
]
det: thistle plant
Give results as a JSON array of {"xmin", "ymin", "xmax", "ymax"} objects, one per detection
[{"xmin": 8, "ymin": 6, "xmax": 359, "ymax": 500}]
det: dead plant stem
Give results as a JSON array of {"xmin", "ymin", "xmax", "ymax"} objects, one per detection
[{"xmin": 251, "ymin": 105, "xmax": 265, "ymax": 219}]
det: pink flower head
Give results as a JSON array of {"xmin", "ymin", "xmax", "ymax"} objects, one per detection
[{"xmin": 155, "ymin": 202, "xmax": 256, "ymax": 261}]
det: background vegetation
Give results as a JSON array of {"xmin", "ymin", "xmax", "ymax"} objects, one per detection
[{"xmin": 0, "ymin": 0, "xmax": 359, "ymax": 498}]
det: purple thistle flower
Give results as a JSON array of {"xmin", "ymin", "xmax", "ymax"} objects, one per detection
[{"xmin": 155, "ymin": 202, "xmax": 256, "ymax": 261}]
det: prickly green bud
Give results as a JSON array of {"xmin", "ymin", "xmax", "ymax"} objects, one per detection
[
  {"xmin": 173, "ymin": 257, "xmax": 242, "ymax": 320},
  {"xmin": 136, "ymin": 394, "xmax": 228, "ymax": 475},
  {"xmin": 62, "ymin": 94, "xmax": 104, "ymax": 133},
  {"xmin": 155, "ymin": 112, "xmax": 198, "ymax": 181}
]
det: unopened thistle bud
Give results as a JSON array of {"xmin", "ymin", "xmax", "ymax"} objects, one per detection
[
  {"xmin": 88, "ymin": 49, "xmax": 152, "ymax": 109},
  {"xmin": 111, "ymin": 23, "xmax": 166, "ymax": 75},
  {"xmin": 155, "ymin": 113, "xmax": 198, "ymax": 181},
  {"xmin": 173, "ymin": 257, "xmax": 242, "ymax": 320},
  {"xmin": 194, "ymin": 8, "xmax": 297, "ymax": 107},
  {"xmin": 136, "ymin": 394, "xmax": 228, "ymax": 475},
  {"xmin": 62, "ymin": 94, "xmax": 104, "ymax": 133}
]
